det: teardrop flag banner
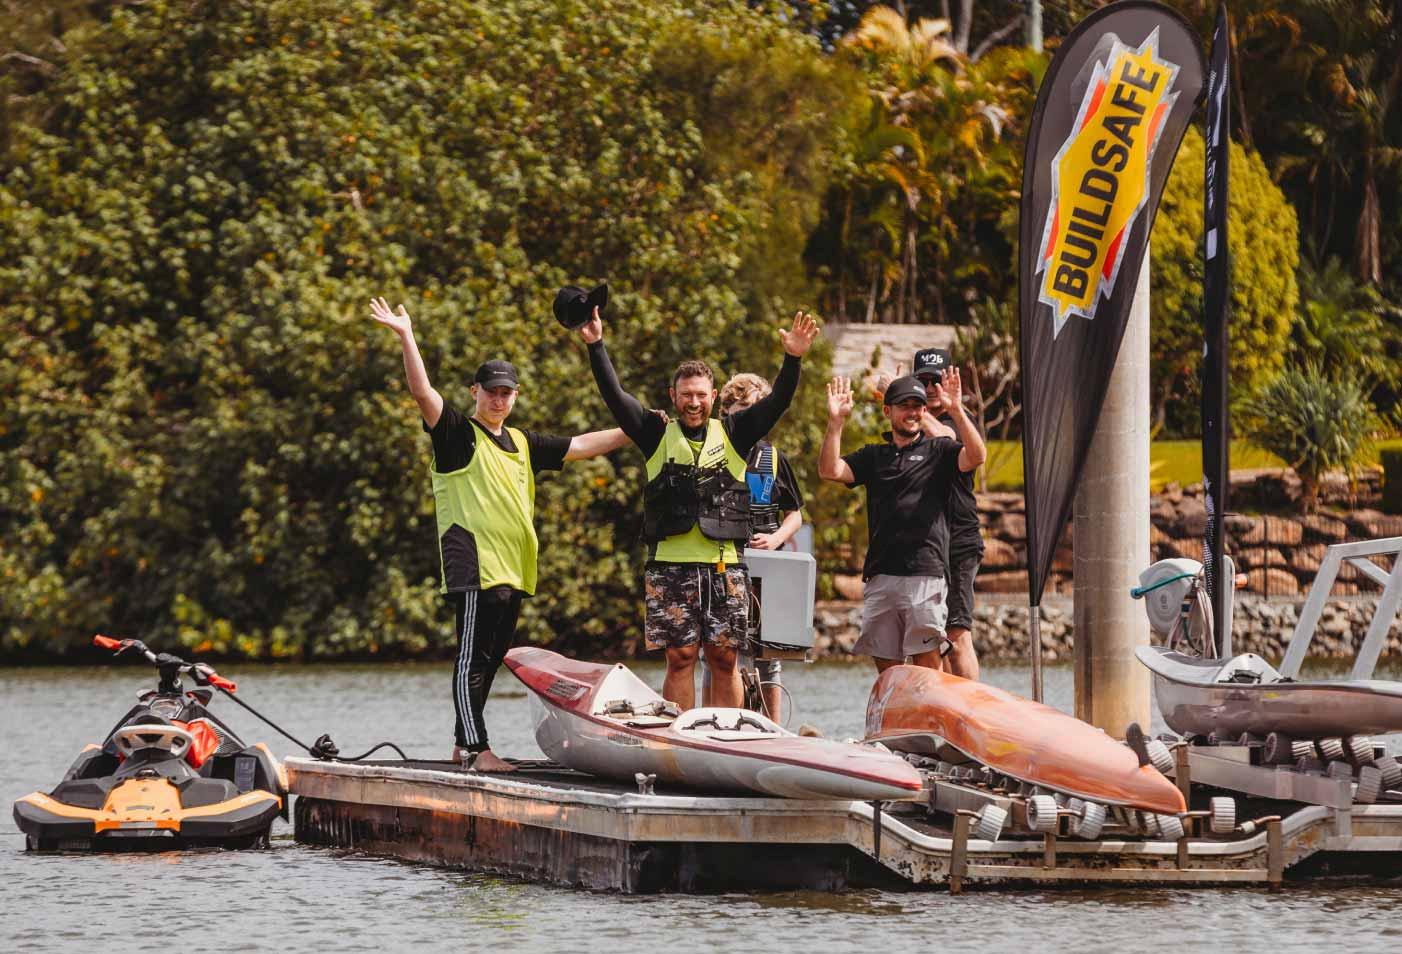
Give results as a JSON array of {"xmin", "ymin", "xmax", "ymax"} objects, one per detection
[{"xmin": 1019, "ymin": 2, "xmax": 1206, "ymax": 621}]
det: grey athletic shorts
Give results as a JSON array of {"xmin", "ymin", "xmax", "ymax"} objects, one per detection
[{"xmin": 854, "ymin": 574, "xmax": 949, "ymax": 661}]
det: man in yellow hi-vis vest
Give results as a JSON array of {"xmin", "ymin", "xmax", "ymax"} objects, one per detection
[
  {"xmin": 371, "ymin": 297, "xmax": 629, "ymax": 773},
  {"xmin": 576, "ymin": 306, "xmax": 818, "ymax": 709}
]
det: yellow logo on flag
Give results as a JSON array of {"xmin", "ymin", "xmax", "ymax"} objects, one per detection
[{"xmin": 1036, "ymin": 30, "xmax": 1181, "ymax": 336}]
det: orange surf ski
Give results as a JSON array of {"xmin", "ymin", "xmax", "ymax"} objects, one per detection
[{"xmin": 865, "ymin": 665, "xmax": 1185, "ymax": 814}]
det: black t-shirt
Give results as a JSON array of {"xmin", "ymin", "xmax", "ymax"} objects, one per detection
[
  {"xmin": 424, "ymin": 404, "xmax": 571, "ymax": 474},
  {"xmin": 746, "ymin": 441, "xmax": 804, "ymax": 514},
  {"xmin": 938, "ymin": 414, "xmax": 984, "ymax": 557},
  {"xmin": 843, "ymin": 433, "xmax": 962, "ymax": 579}
]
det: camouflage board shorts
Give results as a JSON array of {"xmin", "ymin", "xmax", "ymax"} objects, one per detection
[{"xmin": 644, "ymin": 563, "xmax": 749, "ymax": 651}]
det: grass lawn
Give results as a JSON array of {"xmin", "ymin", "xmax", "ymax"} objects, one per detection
[{"xmin": 981, "ymin": 440, "xmax": 1285, "ymax": 492}]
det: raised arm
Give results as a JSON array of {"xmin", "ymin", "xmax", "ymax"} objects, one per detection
[
  {"xmin": 818, "ymin": 376, "xmax": 857, "ymax": 485},
  {"xmin": 577, "ymin": 310, "xmax": 659, "ymax": 450},
  {"xmin": 929, "ymin": 368, "xmax": 986, "ymax": 473},
  {"xmin": 564, "ymin": 427, "xmax": 631, "ymax": 461},
  {"xmin": 920, "ymin": 409, "xmax": 958, "ymax": 440},
  {"xmin": 370, "ymin": 297, "xmax": 444, "ymax": 427},
  {"xmin": 727, "ymin": 311, "xmax": 820, "ymax": 454}
]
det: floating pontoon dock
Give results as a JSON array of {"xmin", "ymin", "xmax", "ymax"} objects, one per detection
[{"xmin": 288, "ymin": 751, "xmax": 1402, "ymax": 893}]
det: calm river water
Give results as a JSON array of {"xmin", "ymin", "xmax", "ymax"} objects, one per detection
[{"xmin": 4, "ymin": 658, "xmax": 1401, "ymax": 954}]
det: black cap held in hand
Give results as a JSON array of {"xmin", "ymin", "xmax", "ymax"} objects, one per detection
[
  {"xmin": 912, "ymin": 348, "xmax": 951, "ymax": 382},
  {"xmin": 474, "ymin": 359, "xmax": 519, "ymax": 390},
  {"xmin": 553, "ymin": 282, "xmax": 609, "ymax": 329},
  {"xmin": 883, "ymin": 375, "xmax": 928, "ymax": 406}
]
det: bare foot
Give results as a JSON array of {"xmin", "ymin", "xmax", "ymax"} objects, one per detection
[{"xmin": 471, "ymin": 749, "xmax": 518, "ymax": 773}]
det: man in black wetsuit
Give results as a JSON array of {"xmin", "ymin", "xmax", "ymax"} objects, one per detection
[
  {"xmin": 575, "ymin": 308, "xmax": 819, "ymax": 709},
  {"xmin": 718, "ymin": 372, "xmax": 807, "ymax": 721}
]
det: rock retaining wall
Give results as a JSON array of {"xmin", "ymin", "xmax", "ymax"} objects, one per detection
[
  {"xmin": 830, "ymin": 470, "xmax": 1400, "ymax": 600},
  {"xmin": 812, "ymin": 595, "xmax": 1402, "ymax": 663}
]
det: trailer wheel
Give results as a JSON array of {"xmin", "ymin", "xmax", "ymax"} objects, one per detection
[
  {"xmin": 1145, "ymin": 739, "xmax": 1175, "ymax": 775},
  {"xmin": 975, "ymin": 804, "xmax": 1008, "ymax": 842},
  {"xmin": 1355, "ymin": 765, "xmax": 1383, "ymax": 804},
  {"xmin": 1290, "ymin": 739, "xmax": 1317, "ymax": 761},
  {"xmin": 1376, "ymin": 757, "xmax": 1402, "ymax": 790},
  {"xmin": 1345, "ymin": 736, "xmax": 1375, "ymax": 766},
  {"xmin": 1025, "ymin": 794, "xmax": 1059, "ymax": 833},
  {"xmin": 1209, "ymin": 796, "xmax": 1236, "ymax": 834},
  {"xmin": 1158, "ymin": 814, "xmax": 1185, "ymax": 840},
  {"xmin": 1075, "ymin": 802, "xmax": 1107, "ymax": 840},
  {"xmin": 1317, "ymin": 737, "xmax": 1346, "ymax": 761},
  {"xmin": 1327, "ymin": 761, "xmax": 1355, "ymax": 780},
  {"xmin": 1264, "ymin": 733, "xmax": 1295, "ymax": 765}
]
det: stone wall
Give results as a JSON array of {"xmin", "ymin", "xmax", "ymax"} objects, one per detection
[
  {"xmin": 812, "ymin": 595, "xmax": 1402, "ymax": 663},
  {"xmin": 830, "ymin": 469, "xmax": 1399, "ymax": 601}
]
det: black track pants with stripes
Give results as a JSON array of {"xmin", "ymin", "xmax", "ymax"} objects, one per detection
[{"xmin": 449, "ymin": 587, "xmax": 525, "ymax": 752}]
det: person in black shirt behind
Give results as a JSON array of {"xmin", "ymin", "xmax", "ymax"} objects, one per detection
[
  {"xmin": 819, "ymin": 372, "xmax": 985, "ymax": 673},
  {"xmin": 718, "ymin": 372, "xmax": 806, "ymax": 720},
  {"xmin": 911, "ymin": 348, "xmax": 983, "ymax": 679}
]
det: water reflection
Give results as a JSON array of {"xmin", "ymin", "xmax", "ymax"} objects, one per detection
[{"xmin": 2, "ymin": 658, "xmax": 1400, "ymax": 953}]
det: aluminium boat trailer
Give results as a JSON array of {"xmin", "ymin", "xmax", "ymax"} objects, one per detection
[
  {"xmin": 287, "ymin": 745, "xmax": 1402, "ymax": 893},
  {"xmin": 288, "ymin": 540, "xmax": 1402, "ymax": 893}
]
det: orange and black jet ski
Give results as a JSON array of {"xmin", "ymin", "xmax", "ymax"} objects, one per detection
[{"xmin": 14, "ymin": 635, "xmax": 288, "ymax": 851}]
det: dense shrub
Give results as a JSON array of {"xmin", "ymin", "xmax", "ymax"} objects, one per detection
[
  {"xmin": 1238, "ymin": 366, "xmax": 1383, "ymax": 513},
  {"xmin": 1381, "ymin": 441, "xmax": 1402, "ymax": 515},
  {"xmin": 0, "ymin": 0, "xmax": 844, "ymax": 658},
  {"xmin": 1150, "ymin": 128, "xmax": 1300, "ymax": 435}
]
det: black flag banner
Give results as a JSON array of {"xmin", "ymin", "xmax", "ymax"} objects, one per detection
[
  {"xmin": 1201, "ymin": 3, "xmax": 1232, "ymax": 654},
  {"xmin": 1019, "ymin": 1, "xmax": 1205, "ymax": 609}
]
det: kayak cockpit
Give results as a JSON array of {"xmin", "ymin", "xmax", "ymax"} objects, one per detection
[{"xmin": 674, "ymin": 707, "xmax": 784, "ymax": 741}]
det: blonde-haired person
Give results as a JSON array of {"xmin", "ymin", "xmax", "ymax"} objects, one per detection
[{"xmin": 718, "ymin": 373, "xmax": 806, "ymax": 721}]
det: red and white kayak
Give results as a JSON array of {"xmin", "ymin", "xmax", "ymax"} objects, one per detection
[
  {"xmin": 865, "ymin": 665, "xmax": 1185, "ymax": 814},
  {"xmin": 505, "ymin": 647, "xmax": 923, "ymax": 801}
]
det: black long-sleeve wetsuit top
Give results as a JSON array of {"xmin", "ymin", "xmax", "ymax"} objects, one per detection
[{"xmin": 586, "ymin": 340, "xmax": 801, "ymax": 467}]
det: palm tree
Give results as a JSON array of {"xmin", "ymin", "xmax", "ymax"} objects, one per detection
[
  {"xmin": 837, "ymin": 6, "xmax": 1011, "ymax": 322},
  {"xmin": 1234, "ymin": 0, "xmax": 1402, "ymax": 284}
]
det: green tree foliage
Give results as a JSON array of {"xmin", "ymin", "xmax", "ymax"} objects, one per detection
[
  {"xmin": 954, "ymin": 296, "xmax": 1019, "ymax": 490},
  {"xmin": 805, "ymin": 7, "xmax": 1042, "ymax": 324},
  {"xmin": 1149, "ymin": 127, "xmax": 1300, "ymax": 435},
  {"xmin": 1238, "ymin": 364, "xmax": 1383, "ymax": 513},
  {"xmin": 1168, "ymin": 0, "xmax": 1402, "ymax": 288},
  {"xmin": 0, "ymin": 0, "xmax": 844, "ymax": 659},
  {"xmin": 1292, "ymin": 257, "xmax": 1402, "ymax": 417}
]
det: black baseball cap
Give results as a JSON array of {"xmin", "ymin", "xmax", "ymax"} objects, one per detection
[
  {"xmin": 474, "ymin": 359, "xmax": 519, "ymax": 390},
  {"xmin": 553, "ymin": 282, "xmax": 609, "ymax": 330},
  {"xmin": 883, "ymin": 375, "xmax": 927, "ymax": 406},
  {"xmin": 912, "ymin": 348, "xmax": 951, "ymax": 382}
]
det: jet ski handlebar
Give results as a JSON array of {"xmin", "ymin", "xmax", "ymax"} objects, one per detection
[{"xmin": 91, "ymin": 634, "xmax": 238, "ymax": 693}]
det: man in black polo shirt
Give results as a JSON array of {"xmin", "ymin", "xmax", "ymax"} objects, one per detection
[
  {"xmin": 818, "ymin": 373, "xmax": 986, "ymax": 671},
  {"xmin": 913, "ymin": 348, "xmax": 984, "ymax": 680}
]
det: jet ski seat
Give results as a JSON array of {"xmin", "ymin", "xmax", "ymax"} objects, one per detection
[
  {"xmin": 1213, "ymin": 652, "xmax": 1283, "ymax": 685},
  {"xmin": 111, "ymin": 723, "xmax": 195, "ymax": 761}
]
